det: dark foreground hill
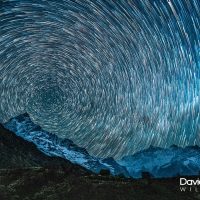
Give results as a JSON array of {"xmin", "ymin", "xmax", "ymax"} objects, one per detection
[
  {"xmin": 0, "ymin": 124, "xmax": 89, "ymax": 175},
  {"xmin": 0, "ymin": 168, "xmax": 199, "ymax": 200},
  {"xmin": 4, "ymin": 113, "xmax": 129, "ymax": 176},
  {"xmin": 0, "ymin": 123, "xmax": 199, "ymax": 200}
]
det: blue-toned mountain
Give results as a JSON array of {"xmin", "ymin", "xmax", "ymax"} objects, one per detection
[
  {"xmin": 4, "ymin": 113, "xmax": 129, "ymax": 177},
  {"xmin": 117, "ymin": 145, "xmax": 200, "ymax": 178}
]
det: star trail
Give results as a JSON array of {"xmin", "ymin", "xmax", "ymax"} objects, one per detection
[{"xmin": 0, "ymin": 0, "xmax": 199, "ymax": 158}]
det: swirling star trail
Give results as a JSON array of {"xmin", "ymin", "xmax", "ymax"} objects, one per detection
[{"xmin": 0, "ymin": 0, "xmax": 199, "ymax": 158}]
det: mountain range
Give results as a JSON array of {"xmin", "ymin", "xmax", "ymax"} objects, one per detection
[
  {"xmin": 3, "ymin": 113, "xmax": 129, "ymax": 177},
  {"xmin": 118, "ymin": 145, "xmax": 200, "ymax": 178},
  {"xmin": 3, "ymin": 113, "xmax": 200, "ymax": 178}
]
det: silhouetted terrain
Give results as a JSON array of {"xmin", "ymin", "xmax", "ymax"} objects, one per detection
[
  {"xmin": 4, "ymin": 113, "xmax": 129, "ymax": 176},
  {"xmin": 0, "ymin": 168, "xmax": 199, "ymax": 200},
  {"xmin": 0, "ymin": 124, "xmax": 89, "ymax": 175},
  {"xmin": 0, "ymin": 123, "xmax": 199, "ymax": 200}
]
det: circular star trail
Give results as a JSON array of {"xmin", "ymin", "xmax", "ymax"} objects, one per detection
[{"xmin": 0, "ymin": 0, "xmax": 199, "ymax": 158}]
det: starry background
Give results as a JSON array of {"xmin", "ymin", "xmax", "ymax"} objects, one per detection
[{"xmin": 0, "ymin": 0, "xmax": 199, "ymax": 159}]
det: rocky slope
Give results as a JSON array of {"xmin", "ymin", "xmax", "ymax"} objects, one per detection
[
  {"xmin": 3, "ymin": 113, "xmax": 129, "ymax": 176},
  {"xmin": 0, "ymin": 123, "xmax": 89, "ymax": 176}
]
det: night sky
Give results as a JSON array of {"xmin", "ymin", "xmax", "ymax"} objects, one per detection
[{"xmin": 0, "ymin": 0, "xmax": 199, "ymax": 159}]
